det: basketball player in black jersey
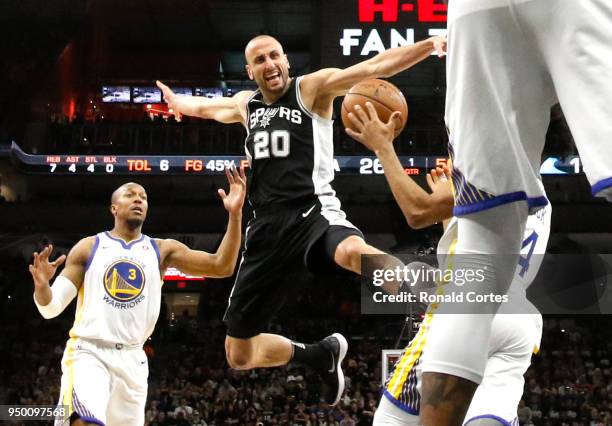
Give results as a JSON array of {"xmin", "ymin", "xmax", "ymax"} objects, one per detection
[{"xmin": 157, "ymin": 34, "xmax": 446, "ymax": 405}]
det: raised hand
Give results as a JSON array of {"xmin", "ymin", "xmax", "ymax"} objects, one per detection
[
  {"xmin": 29, "ymin": 245, "xmax": 66, "ymax": 288},
  {"xmin": 156, "ymin": 80, "xmax": 183, "ymax": 122},
  {"xmin": 426, "ymin": 162, "xmax": 452, "ymax": 193},
  {"xmin": 431, "ymin": 35, "xmax": 447, "ymax": 58},
  {"xmin": 345, "ymin": 102, "xmax": 402, "ymax": 153},
  {"xmin": 218, "ymin": 165, "xmax": 247, "ymax": 215}
]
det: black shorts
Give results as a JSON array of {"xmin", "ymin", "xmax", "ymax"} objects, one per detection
[{"xmin": 223, "ymin": 197, "xmax": 363, "ymax": 339}]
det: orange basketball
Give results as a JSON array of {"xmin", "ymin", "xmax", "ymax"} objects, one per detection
[{"xmin": 341, "ymin": 79, "xmax": 408, "ymax": 138}]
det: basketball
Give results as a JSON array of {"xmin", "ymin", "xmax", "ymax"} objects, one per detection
[{"xmin": 341, "ymin": 79, "xmax": 408, "ymax": 138}]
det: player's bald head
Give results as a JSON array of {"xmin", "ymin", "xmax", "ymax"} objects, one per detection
[
  {"xmin": 244, "ymin": 35, "xmax": 284, "ymax": 63},
  {"xmin": 111, "ymin": 182, "xmax": 146, "ymax": 204}
]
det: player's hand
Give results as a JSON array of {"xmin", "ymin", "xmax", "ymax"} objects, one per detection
[
  {"xmin": 29, "ymin": 245, "xmax": 66, "ymax": 288},
  {"xmin": 431, "ymin": 35, "xmax": 447, "ymax": 58},
  {"xmin": 426, "ymin": 163, "xmax": 452, "ymax": 193},
  {"xmin": 218, "ymin": 164, "xmax": 247, "ymax": 215},
  {"xmin": 345, "ymin": 102, "xmax": 401, "ymax": 153},
  {"xmin": 156, "ymin": 80, "xmax": 184, "ymax": 122}
]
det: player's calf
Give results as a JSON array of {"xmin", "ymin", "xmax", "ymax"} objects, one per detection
[
  {"xmin": 420, "ymin": 372, "xmax": 478, "ymax": 426},
  {"xmin": 225, "ymin": 334, "xmax": 294, "ymax": 370}
]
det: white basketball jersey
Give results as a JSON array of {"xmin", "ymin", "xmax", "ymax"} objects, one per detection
[
  {"xmin": 436, "ymin": 218, "xmax": 459, "ymax": 267},
  {"xmin": 514, "ymin": 202, "xmax": 551, "ymax": 290},
  {"xmin": 436, "ymin": 202, "xmax": 552, "ymax": 292},
  {"xmin": 434, "ymin": 202, "xmax": 550, "ymax": 425},
  {"xmin": 69, "ymin": 232, "xmax": 163, "ymax": 346}
]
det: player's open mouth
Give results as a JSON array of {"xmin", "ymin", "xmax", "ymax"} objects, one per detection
[
  {"xmin": 265, "ymin": 73, "xmax": 281, "ymax": 83},
  {"xmin": 131, "ymin": 207, "xmax": 143, "ymax": 214}
]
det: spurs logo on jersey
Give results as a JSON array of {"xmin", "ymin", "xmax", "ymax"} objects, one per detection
[
  {"xmin": 68, "ymin": 232, "xmax": 163, "ymax": 346},
  {"xmin": 249, "ymin": 106, "xmax": 302, "ymax": 128},
  {"xmin": 245, "ymin": 76, "xmax": 337, "ymax": 209},
  {"xmin": 259, "ymin": 107, "xmax": 278, "ymax": 128}
]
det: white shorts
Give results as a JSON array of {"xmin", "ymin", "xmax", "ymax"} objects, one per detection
[
  {"xmin": 446, "ymin": 0, "xmax": 612, "ymax": 216},
  {"xmin": 373, "ymin": 395, "xmax": 420, "ymax": 426},
  {"xmin": 464, "ymin": 312, "xmax": 542, "ymax": 425},
  {"xmin": 381, "ymin": 310, "xmax": 542, "ymax": 425},
  {"xmin": 55, "ymin": 338, "xmax": 148, "ymax": 426}
]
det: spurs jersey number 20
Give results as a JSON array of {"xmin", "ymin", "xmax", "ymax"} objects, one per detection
[
  {"xmin": 245, "ymin": 76, "xmax": 336, "ymax": 209},
  {"xmin": 69, "ymin": 232, "xmax": 163, "ymax": 346}
]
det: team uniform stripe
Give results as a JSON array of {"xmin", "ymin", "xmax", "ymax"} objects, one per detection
[
  {"xmin": 63, "ymin": 272, "xmax": 88, "ymax": 422},
  {"xmin": 452, "ymin": 165, "xmax": 497, "ymax": 208},
  {"xmin": 384, "ymin": 238, "xmax": 458, "ymax": 413},
  {"xmin": 295, "ymin": 76, "xmax": 314, "ymax": 119},
  {"xmin": 465, "ymin": 414, "xmax": 516, "ymax": 426},
  {"xmin": 244, "ymin": 89, "xmax": 260, "ymax": 153},
  {"xmin": 62, "ymin": 338, "xmax": 77, "ymax": 420},
  {"xmin": 386, "ymin": 312, "xmax": 434, "ymax": 398},
  {"xmin": 224, "ymin": 253, "xmax": 246, "ymax": 314},
  {"xmin": 84, "ymin": 236, "xmax": 99, "ymax": 272}
]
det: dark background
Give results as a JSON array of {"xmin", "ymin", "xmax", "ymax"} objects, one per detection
[{"xmin": 0, "ymin": 1, "xmax": 610, "ymax": 425}]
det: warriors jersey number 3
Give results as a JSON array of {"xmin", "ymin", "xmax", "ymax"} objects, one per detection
[{"xmin": 69, "ymin": 232, "xmax": 163, "ymax": 346}]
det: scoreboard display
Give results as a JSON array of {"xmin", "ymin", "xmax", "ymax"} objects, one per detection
[
  {"xmin": 10, "ymin": 143, "xmax": 440, "ymax": 176},
  {"xmin": 319, "ymin": 0, "xmax": 447, "ymax": 94},
  {"xmin": 9, "ymin": 143, "xmax": 583, "ymax": 176},
  {"xmin": 322, "ymin": 0, "xmax": 447, "ymax": 61}
]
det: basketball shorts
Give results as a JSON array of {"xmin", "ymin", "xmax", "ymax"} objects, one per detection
[
  {"xmin": 373, "ymin": 396, "xmax": 420, "ymax": 425},
  {"xmin": 379, "ymin": 309, "xmax": 542, "ymax": 425},
  {"xmin": 446, "ymin": 0, "xmax": 612, "ymax": 216},
  {"xmin": 55, "ymin": 338, "xmax": 148, "ymax": 426},
  {"xmin": 463, "ymin": 310, "xmax": 543, "ymax": 425},
  {"xmin": 223, "ymin": 196, "xmax": 363, "ymax": 339}
]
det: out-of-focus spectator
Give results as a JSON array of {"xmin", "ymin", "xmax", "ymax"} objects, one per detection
[
  {"xmin": 518, "ymin": 399, "xmax": 532, "ymax": 425},
  {"xmin": 1, "ymin": 244, "xmax": 611, "ymax": 426}
]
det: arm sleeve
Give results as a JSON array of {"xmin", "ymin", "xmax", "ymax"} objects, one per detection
[{"xmin": 33, "ymin": 275, "xmax": 78, "ymax": 319}]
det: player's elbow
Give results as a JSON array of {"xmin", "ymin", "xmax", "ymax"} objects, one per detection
[
  {"xmin": 217, "ymin": 265, "xmax": 235, "ymax": 278},
  {"xmin": 197, "ymin": 105, "xmax": 213, "ymax": 120},
  {"xmin": 405, "ymin": 210, "xmax": 433, "ymax": 229},
  {"xmin": 212, "ymin": 258, "xmax": 235, "ymax": 278}
]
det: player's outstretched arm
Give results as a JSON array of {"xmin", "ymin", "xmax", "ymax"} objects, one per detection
[
  {"xmin": 156, "ymin": 81, "xmax": 253, "ymax": 125},
  {"xmin": 345, "ymin": 102, "xmax": 453, "ymax": 228},
  {"xmin": 161, "ymin": 165, "xmax": 246, "ymax": 278},
  {"xmin": 30, "ymin": 238, "xmax": 92, "ymax": 319},
  {"xmin": 301, "ymin": 36, "xmax": 446, "ymax": 101}
]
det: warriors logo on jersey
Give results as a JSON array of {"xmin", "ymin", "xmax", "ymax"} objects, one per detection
[
  {"xmin": 103, "ymin": 260, "xmax": 146, "ymax": 303},
  {"xmin": 68, "ymin": 231, "xmax": 162, "ymax": 347}
]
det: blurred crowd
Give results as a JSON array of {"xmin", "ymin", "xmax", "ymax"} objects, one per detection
[
  {"xmin": 8, "ymin": 103, "xmax": 577, "ymax": 159},
  {"xmin": 0, "ymin": 236, "xmax": 610, "ymax": 425},
  {"xmin": 0, "ymin": 314, "xmax": 610, "ymax": 425},
  {"xmin": 18, "ymin": 107, "xmax": 449, "ymax": 156},
  {"xmin": 519, "ymin": 318, "xmax": 612, "ymax": 426}
]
